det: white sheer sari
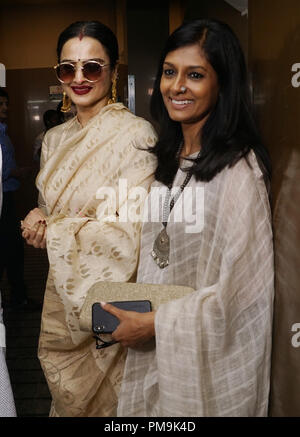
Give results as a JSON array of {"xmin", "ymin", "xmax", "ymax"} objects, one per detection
[{"xmin": 118, "ymin": 151, "xmax": 274, "ymax": 417}]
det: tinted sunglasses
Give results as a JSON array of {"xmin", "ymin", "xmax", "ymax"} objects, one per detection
[{"xmin": 54, "ymin": 60, "xmax": 110, "ymax": 84}]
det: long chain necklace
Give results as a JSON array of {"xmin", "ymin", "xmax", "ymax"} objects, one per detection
[{"xmin": 151, "ymin": 146, "xmax": 201, "ymax": 269}]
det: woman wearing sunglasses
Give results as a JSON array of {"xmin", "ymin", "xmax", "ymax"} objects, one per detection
[
  {"xmin": 21, "ymin": 21, "xmax": 157, "ymax": 417},
  {"xmin": 102, "ymin": 19, "xmax": 274, "ymax": 416}
]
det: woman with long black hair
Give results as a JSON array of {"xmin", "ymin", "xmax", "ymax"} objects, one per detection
[{"xmin": 102, "ymin": 19, "xmax": 274, "ymax": 416}]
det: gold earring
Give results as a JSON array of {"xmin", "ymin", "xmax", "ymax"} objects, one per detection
[
  {"xmin": 61, "ymin": 91, "xmax": 72, "ymax": 112},
  {"xmin": 108, "ymin": 73, "xmax": 118, "ymax": 104}
]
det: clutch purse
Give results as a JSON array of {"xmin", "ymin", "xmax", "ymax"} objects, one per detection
[{"xmin": 79, "ymin": 281, "xmax": 194, "ymax": 332}]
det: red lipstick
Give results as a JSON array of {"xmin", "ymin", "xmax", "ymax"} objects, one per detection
[{"xmin": 71, "ymin": 86, "xmax": 92, "ymax": 95}]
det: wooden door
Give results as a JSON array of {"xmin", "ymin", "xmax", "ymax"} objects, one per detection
[{"xmin": 249, "ymin": 0, "xmax": 300, "ymax": 416}]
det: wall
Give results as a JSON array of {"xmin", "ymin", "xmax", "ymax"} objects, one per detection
[
  {"xmin": 0, "ymin": 0, "xmax": 117, "ymax": 69},
  {"xmin": 248, "ymin": 0, "xmax": 300, "ymax": 416},
  {"xmin": 127, "ymin": 0, "xmax": 169, "ymax": 123},
  {"xmin": 184, "ymin": 0, "xmax": 248, "ymax": 61},
  {"xmin": 169, "ymin": 0, "xmax": 185, "ymax": 34}
]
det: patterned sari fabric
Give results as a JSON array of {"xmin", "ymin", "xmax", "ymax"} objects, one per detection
[
  {"xmin": 0, "ymin": 152, "xmax": 16, "ymax": 417},
  {"xmin": 36, "ymin": 103, "xmax": 157, "ymax": 417},
  {"xmin": 0, "ymin": 294, "xmax": 16, "ymax": 417},
  {"xmin": 118, "ymin": 151, "xmax": 274, "ymax": 417}
]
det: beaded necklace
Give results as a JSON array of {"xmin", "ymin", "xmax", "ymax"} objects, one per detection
[{"xmin": 151, "ymin": 145, "xmax": 201, "ymax": 268}]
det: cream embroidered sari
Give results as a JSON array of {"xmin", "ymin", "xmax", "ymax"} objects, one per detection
[{"xmin": 36, "ymin": 103, "xmax": 157, "ymax": 417}]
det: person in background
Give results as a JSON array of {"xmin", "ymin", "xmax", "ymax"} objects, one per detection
[
  {"xmin": 102, "ymin": 19, "xmax": 274, "ymax": 417},
  {"xmin": 0, "ymin": 142, "xmax": 17, "ymax": 417},
  {"xmin": 33, "ymin": 109, "xmax": 62, "ymax": 164},
  {"xmin": 0, "ymin": 88, "xmax": 33, "ymax": 310},
  {"xmin": 21, "ymin": 21, "xmax": 157, "ymax": 417}
]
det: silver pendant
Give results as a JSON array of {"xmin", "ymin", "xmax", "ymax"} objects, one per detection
[{"xmin": 151, "ymin": 227, "xmax": 170, "ymax": 269}]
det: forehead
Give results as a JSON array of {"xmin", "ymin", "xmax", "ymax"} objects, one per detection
[
  {"xmin": 60, "ymin": 36, "xmax": 108, "ymax": 62},
  {"xmin": 164, "ymin": 44, "xmax": 212, "ymax": 70}
]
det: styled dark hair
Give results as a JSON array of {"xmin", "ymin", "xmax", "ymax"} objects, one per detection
[
  {"xmin": 56, "ymin": 21, "xmax": 119, "ymax": 68},
  {"xmin": 0, "ymin": 88, "xmax": 8, "ymax": 100},
  {"xmin": 150, "ymin": 19, "xmax": 271, "ymax": 186}
]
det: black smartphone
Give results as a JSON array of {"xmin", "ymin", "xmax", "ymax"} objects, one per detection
[{"xmin": 92, "ymin": 300, "xmax": 152, "ymax": 334}]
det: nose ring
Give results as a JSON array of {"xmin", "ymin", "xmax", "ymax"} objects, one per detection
[{"xmin": 180, "ymin": 86, "xmax": 187, "ymax": 92}]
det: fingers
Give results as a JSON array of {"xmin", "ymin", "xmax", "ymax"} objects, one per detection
[
  {"xmin": 22, "ymin": 208, "xmax": 47, "ymax": 230},
  {"xmin": 112, "ymin": 311, "xmax": 156, "ymax": 348},
  {"xmin": 32, "ymin": 222, "xmax": 46, "ymax": 247},
  {"xmin": 100, "ymin": 302, "xmax": 124, "ymax": 320},
  {"xmin": 40, "ymin": 233, "xmax": 47, "ymax": 249},
  {"xmin": 22, "ymin": 228, "xmax": 30, "ymax": 239},
  {"xmin": 21, "ymin": 208, "xmax": 47, "ymax": 249},
  {"xmin": 23, "ymin": 226, "xmax": 38, "ymax": 242},
  {"xmin": 21, "ymin": 219, "xmax": 35, "ymax": 230},
  {"xmin": 23, "ymin": 222, "xmax": 47, "ymax": 249}
]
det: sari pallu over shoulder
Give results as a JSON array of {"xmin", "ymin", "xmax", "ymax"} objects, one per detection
[{"xmin": 36, "ymin": 103, "xmax": 157, "ymax": 416}]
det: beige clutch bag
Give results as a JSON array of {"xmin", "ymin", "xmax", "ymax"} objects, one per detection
[{"xmin": 79, "ymin": 281, "xmax": 194, "ymax": 332}]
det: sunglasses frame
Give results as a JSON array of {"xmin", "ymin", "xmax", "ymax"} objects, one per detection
[{"xmin": 54, "ymin": 59, "xmax": 111, "ymax": 84}]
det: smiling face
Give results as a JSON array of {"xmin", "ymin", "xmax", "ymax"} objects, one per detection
[
  {"xmin": 160, "ymin": 44, "xmax": 219, "ymax": 129},
  {"xmin": 60, "ymin": 36, "xmax": 114, "ymax": 113}
]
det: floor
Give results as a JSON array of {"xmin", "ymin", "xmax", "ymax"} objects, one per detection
[{"xmin": 1, "ymin": 245, "xmax": 52, "ymax": 417}]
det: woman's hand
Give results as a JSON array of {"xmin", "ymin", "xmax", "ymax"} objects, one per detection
[
  {"xmin": 21, "ymin": 208, "xmax": 47, "ymax": 249},
  {"xmin": 101, "ymin": 302, "xmax": 155, "ymax": 348}
]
